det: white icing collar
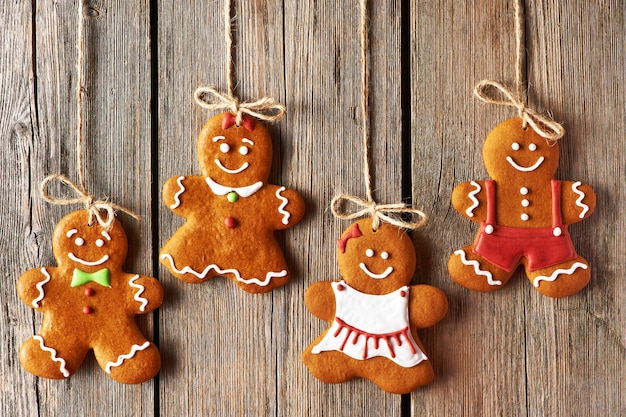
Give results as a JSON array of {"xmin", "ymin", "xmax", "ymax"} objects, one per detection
[{"xmin": 205, "ymin": 177, "xmax": 263, "ymax": 198}]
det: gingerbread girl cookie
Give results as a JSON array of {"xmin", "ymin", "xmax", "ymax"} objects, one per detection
[
  {"xmin": 160, "ymin": 113, "xmax": 305, "ymax": 293},
  {"xmin": 17, "ymin": 210, "xmax": 163, "ymax": 383},
  {"xmin": 302, "ymin": 218, "xmax": 448, "ymax": 394},
  {"xmin": 448, "ymin": 117, "xmax": 596, "ymax": 297}
]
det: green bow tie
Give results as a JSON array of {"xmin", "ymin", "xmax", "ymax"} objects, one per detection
[{"xmin": 71, "ymin": 268, "xmax": 111, "ymax": 288}]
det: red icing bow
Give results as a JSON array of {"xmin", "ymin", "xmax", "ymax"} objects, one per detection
[
  {"xmin": 222, "ymin": 113, "xmax": 256, "ymax": 131},
  {"xmin": 337, "ymin": 223, "xmax": 363, "ymax": 254}
]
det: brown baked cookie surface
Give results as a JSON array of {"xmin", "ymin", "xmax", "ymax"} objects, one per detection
[
  {"xmin": 17, "ymin": 210, "xmax": 163, "ymax": 383},
  {"xmin": 302, "ymin": 218, "xmax": 448, "ymax": 394},
  {"xmin": 160, "ymin": 113, "xmax": 305, "ymax": 293},
  {"xmin": 448, "ymin": 117, "xmax": 596, "ymax": 297}
]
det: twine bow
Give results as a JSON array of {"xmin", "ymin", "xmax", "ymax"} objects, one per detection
[
  {"xmin": 474, "ymin": 80, "xmax": 565, "ymax": 142},
  {"xmin": 40, "ymin": 174, "xmax": 140, "ymax": 231},
  {"xmin": 194, "ymin": 87, "xmax": 286, "ymax": 126},
  {"xmin": 331, "ymin": 194, "xmax": 428, "ymax": 231}
]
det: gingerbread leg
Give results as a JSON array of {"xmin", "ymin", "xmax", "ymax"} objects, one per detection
[
  {"xmin": 94, "ymin": 339, "xmax": 160, "ymax": 384},
  {"xmin": 448, "ymin": 245, "xmax": 515, "ymax": 292},
  {"xmin": 19, "ymin": 333, "xmax": 87, "ymax": 379},
  {"xmin": 527, "ymin": 256, "xmax": 591, "ymax": 298},
  {"xmin": 365, "ymin": 358, "xmax": 435, "ymax": 394},
  {"xmin": 302, "ymin": 347, "xmax": 356, "ymax": 385}
]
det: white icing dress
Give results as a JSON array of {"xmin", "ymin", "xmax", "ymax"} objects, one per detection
[{"xmin": 312, "ymin": 280, "xmax": 427, "ymax": 368}]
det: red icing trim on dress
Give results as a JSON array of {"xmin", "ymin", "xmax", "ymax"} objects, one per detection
[{"xmin": 337, "ymin": 223, "xmax": 362, "ymax": 253}]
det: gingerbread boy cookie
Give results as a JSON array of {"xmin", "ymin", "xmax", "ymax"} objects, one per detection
[
  {"xmin": 17, "ymin": 210, "xmax": 163, "ymax": 383},
  {"xmin": 160, "ymin": 113, "xmax": 305, "ymax": 293},
  {"xmin": 302, "ymin": 218, "xmax": 448, "ymax": 394},
  {"xmin": 448, "ymin": 118, "xmax": 596, "ymax": 297}
]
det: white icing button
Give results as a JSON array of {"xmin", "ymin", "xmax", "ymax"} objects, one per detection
[
  {"xmin": 553, "ymin": 227, "xmax": 562, "ymax": 237},
  {"xmin": 521, "ymin": 199, "xmax": 530, "ymax": 207},
  {"xmin": 520, "ymin": 187, "xmax": 529, "ymax": 195},
  {"xmin": 485, "ymin": 225, "xmax": 494, "ymax": 234},
  {"xmin": 521, "ymin": 213, "xmax": 530, "ymax": 221},
  {"xmin": 529, "ymin": 143, "xmax": 537, "ymax": 151},
  {"xmin": 365, "ymin": 249, "xmax": 374, "ymax": 257},
  {"xmin": 381, "ymin": 251, "xmax": 389, "ymax": 260},
  {"xmin": 512, "ymin": 142, "xmax": 520, "ymax": 150},
  {"xmin": 219, "ymin": 143, "xmax": 230, "ymax": 153}
]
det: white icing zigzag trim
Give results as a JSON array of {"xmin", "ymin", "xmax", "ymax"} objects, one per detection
[
  {"xmin": 170, "ymin": 176, "xmax": 186, "ymax": 209},
  {"xmin": 32, "ymin": 268, "xmax": 51, "ymax": 308},
  {"xmin": 454, "ymin": 249, "xmax": 502, "ymax": 286},
  {"xmin": 160, "ymin": 253, "xmax": 287, "ymax": 287},
  {"xmin": 105, "ymin": 341, "xmax": 151, "ymax": 374},
  {"xmin": 33, "ymin": 335, "xmax": 70, "ymax": 377},
  {"xmin": 275, "ymin": 186, "xmax": 291, "ymax": 225},
  {"xmin": 466, "ymin": 181, "xmax": 481, "ymax": 217},
  {"xmin": 532, "ymin": 262, "xmax": 588, "ymax": 287},
  {"xmin": 128, "ymin": 275, "xmax": 148, "ymax": 312},
  {"xmin": 572, "ymin": 181, "xmax": 589, "ymax": 219}
]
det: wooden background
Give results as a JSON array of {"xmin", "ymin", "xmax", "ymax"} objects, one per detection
[{"xmin": 1, "ymin": 0, "xmax": 624, "ymax": 416}]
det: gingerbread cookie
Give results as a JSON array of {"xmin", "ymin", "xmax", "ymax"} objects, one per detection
[
  {"xmin": 160, "ymin": 112, "xmax": 305, "ymax": 293},
  {"xmin": 448, "ymin": 117, "xmax": 596, "ymax": 297},
  {"xmin": 17, "ymin": 210, "xmax": 163, "ymax": 383},
  {"xmin": 302, "ymin": 218, "xmax": 448, "ymax": 394}
]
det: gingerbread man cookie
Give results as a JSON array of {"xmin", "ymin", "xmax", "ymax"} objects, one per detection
[
  {"xmin": 448, "ymin": 118, "xmax": 596, "ymax": 297},
  {"xmin": 17, "ymin": 210, "xmax": 163, "ymax": 383},
  {"xmin": 160, "ymin": 113, "xmax": 305, "ymax": 293},
  {"xmin": 302, "ymin": 218, "xmax": 448, "ymax": 394}
]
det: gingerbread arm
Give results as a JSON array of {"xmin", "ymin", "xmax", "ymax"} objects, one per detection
[
  {"xmin": 451, "ymin": 180, "xmax": 488, "ymax": 223},
  {"xmin": 162, "ymin": 175, "xmax": 209, "ymax": 218},
  {"xmin": 126, "ymin": 274, "xmax": 164, "ymax": 314},
  {"xmin": 408, "ymin": 284, "xmax": 448, "ymax": 329},
  {"xmin": 267, "ymin": 185, "xmax": 306, "ymax": 230},
  {"xmin": 304, "ymin": 281, "xmax": 335, "ymax": 322},
  {"xmin": 17, "ymin": 267, "xmax": 56, "ymax": 312},
  {"xmin": 560, "ymin": 180, "xmax": 596, "ymax": 225}
]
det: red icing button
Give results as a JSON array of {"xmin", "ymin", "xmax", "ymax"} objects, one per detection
[
  {"xmin": 83, "ymin": 306, "xmax": 93, "ymax": 315},
  {"xmin": 225, "ymin": 216, "xmax": 238, "ymax": 229},
  {"xmin": 337, "ymin": 284, "xmax": 344, "ymax": 291},
  {"xmin": 400, "ymin": 290, "xmax": 406, "ymax": 297},
  {"xmin": 84, "ymin": 288, "xmax": 95, "ymax": 297}
]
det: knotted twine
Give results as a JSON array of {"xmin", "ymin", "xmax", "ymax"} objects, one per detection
[
  {"xmin": 193, "ymin": 0, "xmax": 286, "ymax": 126},
  {"xmin": 331, "ymin": 0, "xmax": 427, "ymax": 231},
  {"xmin": 474, "ymin": 0, "xmax": 565, "ymax": 142},
  {"xmin": 40, "ymin": 0, "xmax": 139, "ymax": 231}
]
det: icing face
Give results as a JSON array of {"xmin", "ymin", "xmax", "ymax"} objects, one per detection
[
  {"xmin": 337, "ymin": 219, "xmax": 416, "ymax": 294},
  {"xmin": 52, "ymin": 210, "xmax": 128, "ymax": 272},
  {"xmin": 483, "ymin": 118, "xmax": 559, "ymax": 181},
  {"xmin": 197, "ymin": 113, "xmax": 273, "ymax": 187}
]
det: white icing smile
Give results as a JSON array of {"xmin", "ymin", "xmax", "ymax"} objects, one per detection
[
  {"xmin": 214, "ymin": 159, "xmax": 249, "ymax": 174},
  {"xmin": 506, "ymin": 156, "xmax": 545, "ymax": 172},
  {"xmin": 68, "ymin": 252, "xmax": 110, "ymax": 266},
  {"xmin": 359, "ymin": 263, "xmax": 394, "ymax": 279}
]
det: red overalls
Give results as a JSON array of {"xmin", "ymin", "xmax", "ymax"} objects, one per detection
[{"xmin": 473, "ymin": 180, "xmax": 577, "ymax": 272}]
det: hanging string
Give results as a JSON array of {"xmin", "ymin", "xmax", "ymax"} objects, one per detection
[
  {"xmin": 193, "ymin": 0, "xmax": 286, "ymax": 125},
  {"xmin": 331, "ymin": 0, "xmax": 427, "ymax": 231},
  {"xmin": 474, "ymin": 0, "xmax": 565, "ymax": 141},
  {"xmin": 40, "ymin": 0, "xmax": 139, "ymax": 231}
]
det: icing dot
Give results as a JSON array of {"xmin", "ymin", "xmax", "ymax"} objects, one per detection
[
  {"xmin": 400, "ymin": 290, "xmax": 406, "ymax": 297},
  {"xmin": 96, "ymin": 239, "xmax": 104, "ymax": 247},
  {"xmin": 521, "ymin": 213, "xmax": 530, "ymax": 221},
  {"xmin": 529, "ymin": 143, "xmax": 537, "ymax": 151},
  {"xmin": 83, "ymin": 306, "xmax": 93, "ymax": 315},
  {"xmin": 485, "ymin": 225, "xmax": 494, "ymax": 234},
  {"xmin": 239, "ymin": 146, "xmax": 249, "ymax": 155},
  {"xmin": 512, "ymin": 142, "xmax": 520, "ymax": 150},
  {"xmin": 227, "ymin": 192, "xmax": 239, "ymax": 203},
  {"xmin": 219, "ymin": 143, "xmax": 230, "ymax": 153},
  {"xmin": 337, "ymin": 284, "xmax": 344, "ymax": 291},
  {"xmin": 365, "ymin": 249, "xmax": 374, "ymax": 257},
  {"xmin": 75, "ymin": 237, "xmax": 84, "ymax": 246},
  {"xmin": 553, "ymin": 227, "xmax": 562, "ymax": 237},
  {"xmin": 84, "ymin": 288, "xmax": 95, "ymax": 297},
  {"xmin": 381, "ymin": 251, "xmax": 389, "ymax": 260},
  {"xmin": 521, "ymin": 199, "xmax": 530, "ymax": 207},
  {"xmin": 520, "ymin": 187, "xmax": 529, "ymax": 195},
  {"xmin": 224, "ymin": 216, "xmax": 238, "ymax": 229}
]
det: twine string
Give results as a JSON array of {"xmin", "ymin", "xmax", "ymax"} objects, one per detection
[
  {"xmin": 330, "ymin": 0, "xmax": 427, "ymax": 231},
  {"xmin": 474, "ymin": 0, "xmax": 564, "ymax": 142}
]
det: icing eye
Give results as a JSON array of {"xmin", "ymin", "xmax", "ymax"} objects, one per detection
[
  {"xmin": 529, "ymin": 143, "xmax": 537, "ymax": 151},
  {"xmin": 75, "ymin": 237, "xmax": 84, "ymax": 246},
  {"xmin": 219, "ymin": 143, "xmax": 230, "ymax": 153},
  {"xmin": 511, "ymin": 142, "xmax": 520, "ymax": 151},
  {"xmin": 95, "ymin": 239, "xmax": 105, "ymax": 247},
  {"xmin": 239, "ymin": 146, "xmax": 249, "ymax": 155},
  {"xmin": 365, "ymin": 249, "xmax": 374, "ymax": 257},
  {"xmin": 381, "ymin": 251, "xmax": 389, "ymax": 260}
]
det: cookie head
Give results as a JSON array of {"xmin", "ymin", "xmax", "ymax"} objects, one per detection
[
  {"xmin": 483, "ymin": 117, "xmax": 560, "ymax": 182},
  {"xmin": 52, "ymin": 210, "xmax": 128, "ymax": 272},
  {"xmin": 336, "ymin": 218, "xmax": 416, "ymax": 294},
  {"xmin": 197, "ymin": 113, "xmax": 273, "ymax": 187}
]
